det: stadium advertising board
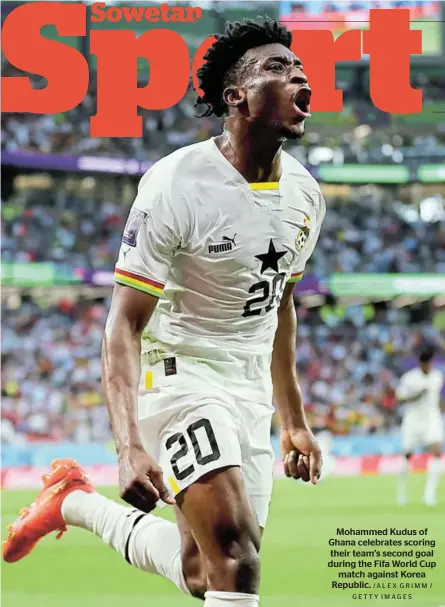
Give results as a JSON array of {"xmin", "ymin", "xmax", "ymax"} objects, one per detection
[
  {"xmin": 4, "ymin": 151, "xmax": 443, "ymax": 185},
  {"xmin": 3, "ymin": 263, "xmax": 444, "ymax": 299}
]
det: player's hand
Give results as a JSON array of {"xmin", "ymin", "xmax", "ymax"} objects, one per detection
[
  {"xmin": 118, "ymin": 446, "xmax": 175, "ymax": 512},
  {"xmin": 280, "ymin": 427, "xmax": 322, "ymax": 485}
]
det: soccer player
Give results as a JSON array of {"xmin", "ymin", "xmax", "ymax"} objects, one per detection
[
  {"xmin": 396, "ymin": 347, "xmax": 444, "ymax": 506},
  {"xmin": 4, "ymin": 19, "xmax": 325, "ymax": 606}
]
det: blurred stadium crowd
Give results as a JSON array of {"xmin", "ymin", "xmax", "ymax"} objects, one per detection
[
  {"xmin": 2, "ymin": 185, "xmax": 445, "ymax": 274},
  {"xmin": 2, "ymin": 295, "xmax": 443, "ymax": 445},
  {"xmin": 1, "ymin": 89, "xmax": 445, "ymax": 165}
]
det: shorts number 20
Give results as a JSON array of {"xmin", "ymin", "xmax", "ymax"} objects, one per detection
[{"xmin": 166, "ymin": 418, "xmax": 221, "ymax": 481}]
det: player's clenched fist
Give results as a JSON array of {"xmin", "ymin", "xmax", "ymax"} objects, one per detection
[
  {"xmin": 280, "ymin": 427, "xmax": 323, "ymax": 485},
  {"xmin": 118, "ymin": 446, "xmax": 175, "ymax": 512}
]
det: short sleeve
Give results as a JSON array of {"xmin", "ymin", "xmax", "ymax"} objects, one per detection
[
  {"xmin": 288, "ymin": 191, "xmax": 326, "ymax": 284},
  {"xmin": 114, "ymin": 169, "xmax": 188, "ymax": 298},
  {"xmin": 396, "ymin": 373, "xmax": 414, "ymax": 400}
]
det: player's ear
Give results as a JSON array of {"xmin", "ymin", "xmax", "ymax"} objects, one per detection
[{"xmin": 223, "ymin": 86, "xmax": 247, "ymax": 110}]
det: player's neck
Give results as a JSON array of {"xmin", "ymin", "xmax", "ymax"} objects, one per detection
[{"xmin": 216, "ymin": 119, "xmax": 283, "ymax": 184}]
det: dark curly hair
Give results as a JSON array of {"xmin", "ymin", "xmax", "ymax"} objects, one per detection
[{"xmin": 196, "ymin": 17, "xmax": 292, "ymax": 118}]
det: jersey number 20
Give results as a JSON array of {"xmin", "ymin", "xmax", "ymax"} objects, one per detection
[
  {"xmin": 242, "ymin": 273, "xmax": 286, "ymax": 318},
  {"xmin": 166, "ymin": 418, "xmax": 221, "ymax": 481}
]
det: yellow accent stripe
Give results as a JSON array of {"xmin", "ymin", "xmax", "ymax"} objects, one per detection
[
  {"xmin": 249, "ymin": 182, "xmax": 279, "ymax": 191},
  {"xmin": 169, "ymin": 475, "xmax": 181, "ymax": 495},
  {"xmin": 145, "ymin": 371, "xmax": 153, "ymax": 390},
  {"xmin": 114, "ymin": 272, "xmax": 164, "ymax": 298},
  {"xmin": 287, "ymin": 272, "xmax": 304, "ymax": 284}
]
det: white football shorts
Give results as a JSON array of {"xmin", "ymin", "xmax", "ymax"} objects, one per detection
[
  {"xmin": 138, "ymin": 383, "xmax": 275, "ymax": 528},
  {"xmin": 401, "ymin": 412, "xmax": 444, "ymax": 453}
]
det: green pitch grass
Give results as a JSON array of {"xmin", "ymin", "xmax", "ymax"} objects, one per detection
[{"xmin": 2, "ymin": 475, "xmax": 445, "ymax": 607}]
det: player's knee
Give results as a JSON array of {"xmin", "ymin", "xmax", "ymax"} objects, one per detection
[
  {"xmin": 429, "ymin": 444, "xmax": 441, "ymax": 457},
  {"xmin": 182, "ymin": 546, "xmax": 207, "ymax": 599},
  {"xmin": 207, "ymin": 533, "xmax": 261, "ymax": 593},
  {"xmin": 186, "ymin": 574, "xmax": 207, "ymax": 600},
  {"xmin": 183, "ymin": 562, "xmax": 207, "ymax": 599}
]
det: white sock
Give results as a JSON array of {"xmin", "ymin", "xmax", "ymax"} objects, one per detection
[
  {"xmin": 424, "ymin": 456, "xmax": 442, "ymax": 504},
  {"xmin": 204, "ymin": 591, "xmax": 259, "ymax": 606},
  {"xmin": 397, "ymin": 457, "xmax": 409, "ymax": 504},
  {"xmin": 62, "ymin": 491, "xmax": 189, "ymax": 594}
]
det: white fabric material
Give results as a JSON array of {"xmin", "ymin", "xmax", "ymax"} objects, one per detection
[
  {"xmin": 115, "ymin": 137, "xmax": 325, "ymax": 405},
  {"xmin": 424, "ymin": 456, "xmax": 442, "ymax": 505},
  {"xmin": 398, "ymin": 368, "xmax": 444, "ymax": 452},
  {"xmin": 138, "ymin": 391, "xmax": 274, "ymax": 528},
  {"xmin": 401, "ymin": 413, "xmax": 444, "ymax": 453},
  {"xmin": 62, "ymin": 491, "xmax": 189, "ymax": 595},
  {"xmin": 397, "ymin": 368, "xmax": 444, "ymax": 416},
  {"xmin": 204, "ymin": 591, "xmax": 259, "ymax": 606}
]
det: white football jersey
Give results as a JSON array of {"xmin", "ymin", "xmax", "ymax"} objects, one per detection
[
  {"xmin": 397, "ymin": 367, "xmax": 444, "ymax": 419},
  {"xmin": 114, "ymin": 138, "xmax": 325, "ymax": 402}
]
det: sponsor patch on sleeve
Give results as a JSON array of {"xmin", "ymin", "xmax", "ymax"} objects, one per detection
[{"xmin": 122, "ymin": 209, "xmax": 148, "ymax": 247}]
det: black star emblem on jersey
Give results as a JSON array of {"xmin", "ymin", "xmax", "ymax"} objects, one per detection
[{"xmin": 255, "ymin": 239, "xmax": 286, "ymax": 273}]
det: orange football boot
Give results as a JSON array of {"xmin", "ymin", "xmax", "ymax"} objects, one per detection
[{"xmin": 3, "ymin": 458, "xmax": 95, "ymax": 563}]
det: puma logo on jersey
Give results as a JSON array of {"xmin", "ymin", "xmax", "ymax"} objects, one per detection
[
  {"xmin": 208, "ymin": 234, "xmax": 237, "ymax": 254},
  {"xmin": 222, "ymin": 233, "xmax": 237, "ymax": 246}
]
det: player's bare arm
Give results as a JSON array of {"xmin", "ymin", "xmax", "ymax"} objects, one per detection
[
  {"xmin": 102, "ymin": 284, "xmax": 175, "ymax": 512},
  {"xmin": 271, "ymin": 282, "xmax": 322, "ymax": 484}
]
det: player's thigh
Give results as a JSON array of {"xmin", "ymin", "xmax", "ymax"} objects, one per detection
[
  {"xmin": 176, "ymin": 465, "xmax": 261, "ymax": 592},
  {"xmin": 425, "ymin": 421, "xmax": 444, "ymax": 457},
  {"xmin": 427, "ymin": 443, "xmax": 442, "ymax": 457},
  {"xmin": 401, "ymin": 419, "xmax": 422, "ymax": 454}
]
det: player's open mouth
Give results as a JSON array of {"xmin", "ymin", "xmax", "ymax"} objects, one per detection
[{"xmin": 293, "ymin": 87, "xmax": 312, "ymax": 119}]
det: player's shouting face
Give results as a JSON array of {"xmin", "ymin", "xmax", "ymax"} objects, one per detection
[
  {"xmin": 224, "ymin": 43, "xmax": 311, "ymax": 140},
  {"xmin": 197, "ymin": 18, "xmax": 310, "ymax": 141}
]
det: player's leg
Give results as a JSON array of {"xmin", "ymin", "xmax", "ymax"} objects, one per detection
[
  {"xmin": 398, "ymin": 419, "xmax": 418, "ymax": 505},
  {"xmin": 158, "ymin": 396, "xmax": 273, "ymax": 606},
  {"xmin": 170, "ymin": 400, "xmax": 274, "ymax": 602},
  {"xmin": 61, "ymin": 488, "xmax": 192, "ymax": 594},
  {"xmin": 422, "ymin": 418, "xmax": 443, "ymax": 506},
  {"xmin": 397, "ymin": 452, "xmax": 411, "ymax": 505},
  {"xmin": 423, "ymin": 442, "xmax": 442, "ymax": 507},
  {"xmin": 177, "ymin": 465, "xmax": 262, "ymax": 606},
  {"xmin": 173, "ymin": 488, "xmax": 268, "ymax": 601},
  {"xmin": 2, "ymin": 459, "xmax": 195, "ymax": 595},
  {"xmin": 65, "ymin": 493, "xmax": 208, "ymax": 597},
  {"xmin": 175, "ymin": 504, "xmax": 208, "ymax": 599}
]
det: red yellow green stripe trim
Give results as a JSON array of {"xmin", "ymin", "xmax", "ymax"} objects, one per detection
[
  {"xmin": 287, "ymin": 271, "xmax": 304, "ymax": 284},
  {"xmin": 114, "ymin": 267, "xmax": 165, "ymax": 298},
  {"xmin": 249, "ymin": 182, "xmax": 279, "ymax": 191}
]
